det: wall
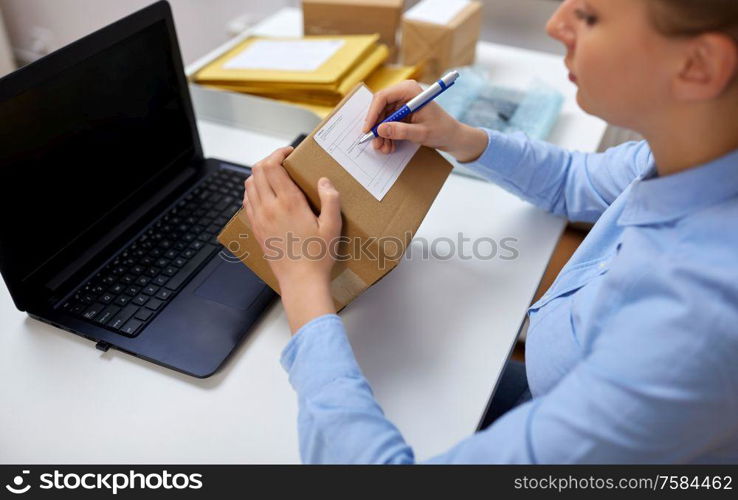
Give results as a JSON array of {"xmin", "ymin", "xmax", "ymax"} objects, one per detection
[
  {"xmin": 0, "ymin": 5, "xmax": 14, "ymax": 75},
  {"xmin": 0, "ymin": 0, "xmax": 292, "ymax": 65},
  {"xmin": 480, "ymin": 0, "xmax": 563, "ymax": 54},
  {"xmin": 0, "ymin": 0, "xmax": 565, "ymax": 68}
]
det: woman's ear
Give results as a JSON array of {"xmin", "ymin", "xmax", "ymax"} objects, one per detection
[{"xmin": 674, "ymin": 33, "xmax": 738, "ymax": 101}]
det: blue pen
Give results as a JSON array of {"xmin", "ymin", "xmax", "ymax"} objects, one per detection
[{"xmin": 358, "ymin": 70, "xmax": 460, "ymax": 144}]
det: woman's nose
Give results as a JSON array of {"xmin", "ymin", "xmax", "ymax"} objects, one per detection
[{"xmin": 546, "ymin": 2, "xmax": 576, "ymax": 50}]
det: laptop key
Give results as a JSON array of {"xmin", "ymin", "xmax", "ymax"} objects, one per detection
[
  {"xmin": 120, "ymin": 319, "xmax": 143, "ymax": 336},
  {"xmin": 70, "ymin": 303, "xmax": 85, "ymax": 314},
  {"xmin": 153, "ymin": 275, "xmax": 169, "ymax": 287},
  {"xmin": 114, "ymin": 295, "xmax": 131, "ymax": 306},
  {"xmin": 145, "ymin": 298, "xmax": 164, "ymax": 311},
  {"xmin": 164, "ymin": 244, "xmax": 216, "ymax": 291},
  {"xmin": 96, "ymin": 304, "xmax": 121, "ymax": 325},
  {"xmin": 132, "ymin": 294, "xmax": 149, "ymax": 306},
  {"xmin": 107, "ymin": 304, "xmax": 139, "ymax": 330},
  {"xmin": 82, "ymin": 303, "xmax": 105, "ymax": 320},
  {"xmin": 134, "ymin": 308, "xmax": 153, "ymax": 322}
]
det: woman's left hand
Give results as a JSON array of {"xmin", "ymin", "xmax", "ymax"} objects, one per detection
[{"xmin": 243, "ymin": 146, "xmax": 342, "ymax": 333}]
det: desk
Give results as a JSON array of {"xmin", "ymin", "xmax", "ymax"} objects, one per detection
[{"xmin": 0, "ymin": 8, "xmax": 606, "ymax": 463}]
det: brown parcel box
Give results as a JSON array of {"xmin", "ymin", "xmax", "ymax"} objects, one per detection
[
  {"xmin": 401, "ymin": 1, "xmax": 482, "ymax": 83},
  {"xmin": 218, "ymin": 83, "xmax": 452, "ymax": 311},
  {"xmin": 303, "ymin": 0, "xmax": 404, "ymax": 60}
]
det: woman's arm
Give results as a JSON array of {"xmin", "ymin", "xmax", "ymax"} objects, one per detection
[
  {"xmin": 365, "ymin": 81, "xmax": 654, "ymax": 223},
  {"xmin": 461, "ymin": 129, "xmax": 654, "ymax": 223},
  {"xmin": 244, "ymin": 146, "xmax": 735, "ymax": 464},
  {"xmin": 281, "ymin": 263, "xmax": 735, "ymax": 463}
]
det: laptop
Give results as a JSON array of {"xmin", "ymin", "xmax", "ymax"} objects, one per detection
[{"xmin": 0, "ymin": 1, "xmax": 291, "ymax": 378}]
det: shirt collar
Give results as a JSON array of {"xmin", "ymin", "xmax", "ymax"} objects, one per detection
[{"xmin": 618, "ymin": 146, "xmax": 738, "ymax": 226}]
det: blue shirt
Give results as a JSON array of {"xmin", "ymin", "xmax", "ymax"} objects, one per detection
[{"xmin": 280, "ymin": 129, "xmax": 738, "ymax": 464}]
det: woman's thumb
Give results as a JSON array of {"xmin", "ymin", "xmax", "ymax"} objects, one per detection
[
  {"xmin": 377, "ymin": 122, "xmax": 425, "ymax": 143},
  {"xmin": 317, "ymin": 177, "xmax": 341, "ymax": 234}
]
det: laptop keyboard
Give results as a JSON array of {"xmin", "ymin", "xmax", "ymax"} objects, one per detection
[{"xmin": 60, "ymin": 168, "xmax": 247, "ymax": 337}]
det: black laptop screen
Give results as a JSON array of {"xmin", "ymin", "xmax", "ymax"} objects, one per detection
[{"xmin": 0, "ymin": 20, "xmax": 195, "ymax": 284}]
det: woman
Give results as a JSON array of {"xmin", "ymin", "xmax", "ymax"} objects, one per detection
[{"xmin": 242, "ymin": 0, "xmax": 738, "ymax": 463}]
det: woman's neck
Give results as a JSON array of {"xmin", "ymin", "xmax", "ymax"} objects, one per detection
[{"xmin": 640, "ymin": 98, "xmax": 738, "ymax": 177}]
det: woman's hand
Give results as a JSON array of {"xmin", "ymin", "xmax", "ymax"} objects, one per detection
[
  {"xmin": 363, "ymin": 80, "xmax": 489, "ymax": 163},
  {"xmin": 243, "ymin": 146, "xmax": 341, "ymax": 333}
]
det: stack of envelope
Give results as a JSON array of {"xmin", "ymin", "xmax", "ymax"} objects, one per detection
[{"xmin": 193, "ymin": 34, "xmax": 419, "ymax": 117}]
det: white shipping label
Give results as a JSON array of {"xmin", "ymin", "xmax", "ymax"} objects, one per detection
[
  {"xmin": 313, "ymin": 86, "xmax": 419, "ymax": 201},
  {"xmin": 404, "ymin": 0, "xmax": 470, "ymax": 26},
  {"xmin": 223, "ymin": 39, "xmax": 344, "ymax": 72}
]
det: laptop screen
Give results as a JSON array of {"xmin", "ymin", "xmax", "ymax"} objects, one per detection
[{"xmin": 0, "ymin": 19, "xmax": 197, "ymax": 287}]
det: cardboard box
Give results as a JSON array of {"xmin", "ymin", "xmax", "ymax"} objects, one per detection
[
  {"xmin": 401, "ymin": 0, "xmax": 482, "ymax": 83},
  {"xmin": 218, "ymin": 83, "xmax": 452, "ymax": 311},
  {"xmin": 302, "ymin": 0, "xmax": 404, "ymax": 60}
]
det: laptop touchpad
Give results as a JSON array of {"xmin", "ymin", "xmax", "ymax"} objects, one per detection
[{"xmin": 194, "ymin": 260, "xmax": 264, "ymax": 311}]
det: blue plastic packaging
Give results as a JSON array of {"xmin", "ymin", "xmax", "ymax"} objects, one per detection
[{"xmin": 435, "ymin": 66, "xmax": 564, "ymax": 141}]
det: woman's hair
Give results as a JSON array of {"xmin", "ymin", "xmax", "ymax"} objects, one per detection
[{"xmin": 647, "ymin": 0, "xmax": 738, "ymax": 42}]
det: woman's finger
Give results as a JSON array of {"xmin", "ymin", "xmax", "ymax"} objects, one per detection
[
  {"xmin": 363, "ymin": 80, "xmax": 423, "ymax": 134},
  {"xmin": 244, "ymin": 175, "xmax": 260, "ymax": 211},
  {"xmin": 380, "ymin": 137, "xmax": 393, "ymax": 154},
  {"xmin": 243, "ymin": 191, "xmax": 254, "ymax": 222},
  {"xmin": 364, "ymin": 90, "xmax": 393, "ymax": 134},
  {"xmin": 251, "ymin": 162, "xmax": 276, "ymax": 202},
  {"xmin": 262, "ymin": 152, "xmax": 303, "ymax": 200}
]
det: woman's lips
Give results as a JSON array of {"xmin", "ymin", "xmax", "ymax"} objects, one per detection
[{"xmin": 568, "ymin": 72, "xmax": 578, "ymax": 83}]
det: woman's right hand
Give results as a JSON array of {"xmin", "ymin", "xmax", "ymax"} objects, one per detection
[{"xmin": 363, "ymin": 80, "xmax": 489, "ymax": 163}]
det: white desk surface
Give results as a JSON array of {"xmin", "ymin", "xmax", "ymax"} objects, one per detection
[{"xmin": 0, "ymin": 8, "xmax": 606, "ymax": 463}]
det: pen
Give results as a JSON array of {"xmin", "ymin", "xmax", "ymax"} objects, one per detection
[{"xmin": 359, "ymin": 70, "xmax": 460, "ymax": 144}]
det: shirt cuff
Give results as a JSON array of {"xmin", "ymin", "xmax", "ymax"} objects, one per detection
[
  {"xmin": 280, "ymin": 313, "xmax": 362, "ymax": 397},
  {"xmin": 457, "ymin": 128, "xmax": 527, "ymax": 181}
]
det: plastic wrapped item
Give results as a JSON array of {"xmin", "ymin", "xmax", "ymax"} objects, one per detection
[
  {"xmin": 435, "ymin": 66, "xmax": 563, "ymax": 141},
  {"xmin": 434, "ymin": 66, "xmax": 564, "ymax": 179}
]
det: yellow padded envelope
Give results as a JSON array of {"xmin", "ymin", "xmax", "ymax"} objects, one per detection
[
  {"xmin": 194, "ymin": 34, "xmax": 382, "ymax": 89},
  {"xmin": 205, "ymin": 42, "xmax": 390, "ymax": 104}
]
